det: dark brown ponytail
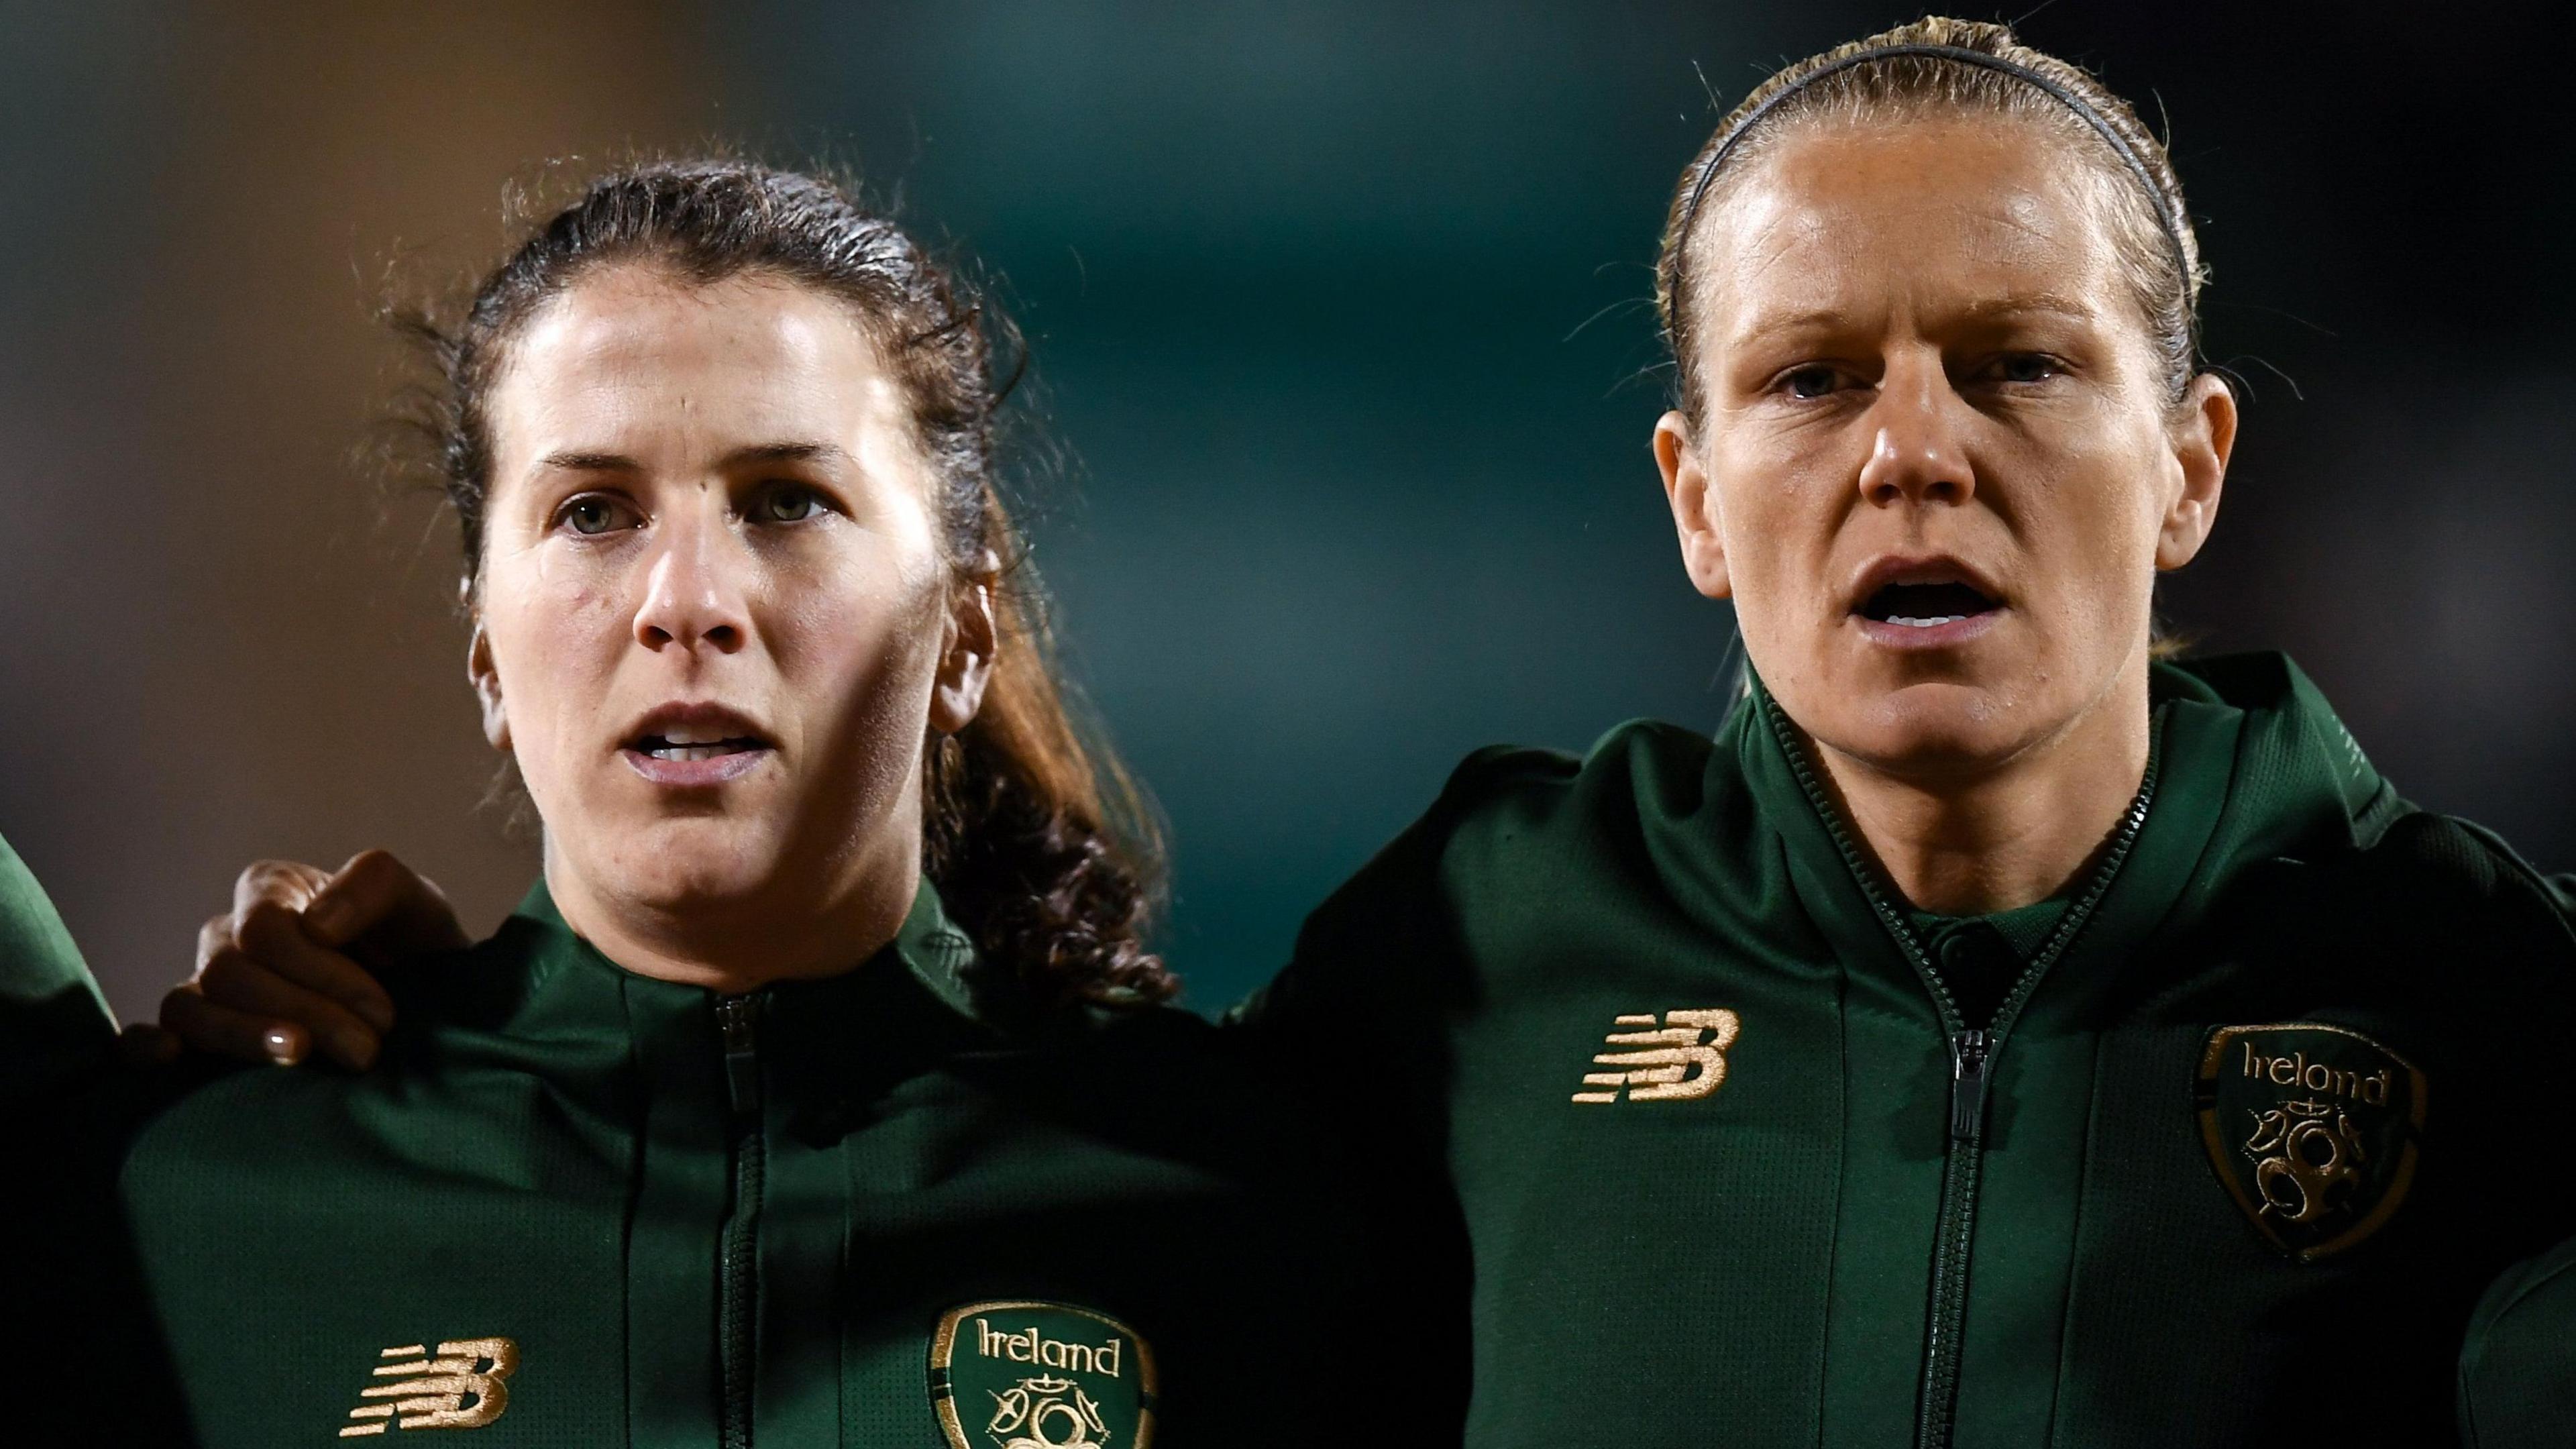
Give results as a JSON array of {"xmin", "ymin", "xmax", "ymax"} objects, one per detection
[{"xmin": 396, "ymin": 158, "xmax": 1174, "ymax": 1006}]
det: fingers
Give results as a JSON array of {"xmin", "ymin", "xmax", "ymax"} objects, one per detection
[
  {"xmin": 167, "ymin": 910, "xmax": 360, "ymax": 1069},
  {"xmin": 158, "ymin": 983, "xmax": 309, "ymax": 1067},
  {"xmin": 158, "ymin": 849, "xmax": 445, "ymax": 1072},
  {"xmin": 229, "ymin": 857, "xmax": 333, "ymax": 922},
  {"xmin": 224, "ymin": 901, "xmax": 392, "ymax": 1055},
  {"xmin": 234, "ymin": 893, "xmax": 398, "ymax": 1032},
  {"xmin": 117, "ymin": 1022, "xmax": 182, "ymax": 1069},
  {"xmin": 306, "ymin": 849, "xmax": 469, "ymax": 958},
  {"xmin": 193, "ymin": 934, "xmax": 382, "ymax": 1070}
]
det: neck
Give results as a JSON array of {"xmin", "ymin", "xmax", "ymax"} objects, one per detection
[
  {"xmin": 543, "ymin": 835, "xmax": 920, "ymax": 996},
  {"xmin": 1805, "ymin": 666, "xmax": 2152, "ymax": 918}
]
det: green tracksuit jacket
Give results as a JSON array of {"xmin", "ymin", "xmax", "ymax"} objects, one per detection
[
  {"xmin": 0, "ymin": 829, "xmax": 109, "ymax": 1099},
  {"xmin": 1240, "ymin": 653, "xmax": 2576, "ymax": 1448},
  {"xmin": 2459, "ymin": 1234, "xmax": 2576, "ymax": 1447},
  {"xmin": 16, "ymin": 879, "xmax": 1384, "ymax": 1448}
]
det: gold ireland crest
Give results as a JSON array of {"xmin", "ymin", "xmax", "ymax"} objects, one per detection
[
  {"xmin": 2196, "ymin": 1022, "xmax": 2428, "ymax": 1263},
  {"xmin": 929, "ymin": 1301, "xmax": 1157, "ymax": 1449}
]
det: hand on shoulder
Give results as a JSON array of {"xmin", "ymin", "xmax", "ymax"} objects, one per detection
[{"xmin": 138, "ymin": 850, "xmax": 465, "ymax": 1071}]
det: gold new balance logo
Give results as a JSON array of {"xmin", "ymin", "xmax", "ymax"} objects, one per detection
[
  {"xmin": 339, "ymin": 1339, "xmax": 517, "ymax": 1436},
  {"xmin": 1570, "ymin": 1010, "xmax": 1739, "ymax": 1104}
]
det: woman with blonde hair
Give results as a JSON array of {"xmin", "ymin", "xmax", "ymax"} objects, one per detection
[{"xmin": 155, "ymin": 18, "xmax": 2576, "ymax": 1447}]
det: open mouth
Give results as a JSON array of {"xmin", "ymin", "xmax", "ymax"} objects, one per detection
[
  {"xmin": 619, "ymin": 704, "xmax": 776, "ymax": 785},
  {"xmin": 631, "ymin": 731, "xmax": 767, "ymax": 762},
  {"xmin": 1856, "ymin": 580, "xmax": 2001, "ymax": 629}
]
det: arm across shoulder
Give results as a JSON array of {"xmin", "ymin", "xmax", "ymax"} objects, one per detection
[{"xmin": 0, "ymin": 829, "xmax": 116, "ymax": 1097}]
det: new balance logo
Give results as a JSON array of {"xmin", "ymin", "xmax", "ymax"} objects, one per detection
[
  {"xmin": 1570, "ymin": 1010, "xmax": 1739, "ymax": 1104},
  {"xmin": 339, "ymin": 1339, "xmax": 517, "ymax": 1437}
]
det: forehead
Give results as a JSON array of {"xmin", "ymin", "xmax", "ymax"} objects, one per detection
[
  {"xmin": 1688, "ymin": 117, "xmax": 2124, "ymax": 343},
  {"xmin": 490, "ymin": 265, "xmax": 908, "ymax": 451}
]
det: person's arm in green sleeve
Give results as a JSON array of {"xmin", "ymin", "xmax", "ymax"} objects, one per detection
[
  {"xmin": 0, "ymin": 829, "xmax": 114, "ymax": 1099},
  {"xmin": 1224, "ymin": 751, "xmax": 1566, "ymax": 1446},
  {"xmin": 2460, "ymin": 1236, "xmax": 2576, "ymax": 1448},
  {"xmin": 2457, "ymin": 874, "xmax": 2576, "ymax": 1445}
]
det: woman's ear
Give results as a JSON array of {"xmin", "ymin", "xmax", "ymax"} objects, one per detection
[
  {"xmin": 1656, "ymin": 411, "xmax": 1733, "ymax": 600},
  {"xmin": 466, "ymin": 620, "xmax": 511, "ymax": 753},
  {"xmin": 930, "ymin": 551, "xmax": 1000, "ymax": 737},
  {"xmin": 2155, "ymin": 373, "xmax": 2237, "ymax": 572}
]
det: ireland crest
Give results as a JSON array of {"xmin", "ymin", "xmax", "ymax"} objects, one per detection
[
  {"xmin": 930, "ymin": 1302, "xmax": 1157, "ymax": 1449},
  {"xmin": 2196, "ymin": 1023, "xmax": 2427, "ymax": 1262}
]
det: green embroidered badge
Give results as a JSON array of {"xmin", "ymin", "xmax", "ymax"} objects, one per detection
[
  {"xmin": 929, "ymin": 1301, "xmax": 1157, "ymax": 1449},
  {"xmin": 2196, "ymin": 1023, "xmax": 2428, "ymax": 1262}
]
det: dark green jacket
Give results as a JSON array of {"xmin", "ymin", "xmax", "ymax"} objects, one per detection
[
  {"xmin": 0, "ymin": 829, "xmax": 109, "ymax": 1099},
  {"xmin": 1243, "ymin": 654, "xmax": 2576, "ymax": 1448},
  {"xmin": 2459, "ymin": 1234, "xmax": 2576, "ymax": 1448},
  {"xmin": 21, "ymin": 881, "xmax": 1379, "ymax": 1448}
]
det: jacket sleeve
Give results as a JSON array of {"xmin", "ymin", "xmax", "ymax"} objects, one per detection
[
  {"xmin": 0, "ymin": 829, "xmax": 115, "ymax": 1100},
  {"xmin": 2459, "ymin": 1236, "xmax": 2576, "ymax": 1448},
  {"xmin": 1224, "ymin": 747, "xmax": 1534, "ymax": 1144},
  {"xmin": 0, "ymin": 835, "xmax": 194, "ymax": 1442},
  {"xmin": 1222, "ymin": 756, "xmax": 1532, "ymax": 1448}
]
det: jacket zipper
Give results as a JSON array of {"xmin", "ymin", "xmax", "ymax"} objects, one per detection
[
  {"xmin": 1759, "ymin": 691, "xmax": 2155, "ymax": 1449},
  {"xmin": 717, "ymin": 993, "xmax": 765, "ymax": 1449}
]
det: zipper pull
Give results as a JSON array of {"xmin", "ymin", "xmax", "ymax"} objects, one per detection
[
  {"xmin": 1949, "ymin": 1030, "xmax": 1990, "ymax": 1142},
  {"xmin": 717, "ymin": 995, "xmax": 762, "ymax": 1118}
]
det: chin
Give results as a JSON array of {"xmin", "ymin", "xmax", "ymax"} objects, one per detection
[
  {"xmin": 1822, "ymin": 680, "xmax": 2045, "ymax": 780},
  {"xmin": 592, "ymin": 818, "xmax": 786, "ymax": 913}
]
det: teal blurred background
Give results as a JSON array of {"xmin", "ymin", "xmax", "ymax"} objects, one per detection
[{"xmin": 3, "ymin": 1, "xmax": 2570, "ymax": 1016}]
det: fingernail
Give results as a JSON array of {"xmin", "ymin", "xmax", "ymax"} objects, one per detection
[{"xmin": 262, "ymin": 1026, "xmax": 300, "ymax": 1065}]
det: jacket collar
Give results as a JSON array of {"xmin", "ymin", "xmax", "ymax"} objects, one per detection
[
  {"xmin": 1727, "ymin": 652, "xmax": 2394, "ymax": 1027},
  {"xmin": 504, "ymin": 872, "xmax": 993, "ymax": 1026}
]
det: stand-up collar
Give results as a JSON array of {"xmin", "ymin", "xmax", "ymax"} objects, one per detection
[
  {"xmin": 505, "ymin": 875, "xmax": 987, "ymax": 1016},
  {"xmin": 429, "ymin": 875, "xmax": 1004, "ymax": 1120},
  {"xmin": 1727, "ymin": 653, "xmax": 2394, "ymax": 1025}
]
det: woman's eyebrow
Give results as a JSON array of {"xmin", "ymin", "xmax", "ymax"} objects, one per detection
[
  {"xmin": 537, "ymin": 449, "xmax": 641, "ymax": 474},
  {"xmin": 1729, "ymin": 293, "xmax": 2097, "ymax": 348},
  {"xmin": 1732, "ymin": 307, "xmax": 1851, "ymax": 348},
  {"xmin": 533, "ymin": 441, "xmax": 851, "ymax": 474},
  {"xmin": 1954, "ymin": 292, "xmax": 2094, "ymax": 324},
  {"xmin": 720, "ymin": 440, "xmax": 849, "ymax": 470}
]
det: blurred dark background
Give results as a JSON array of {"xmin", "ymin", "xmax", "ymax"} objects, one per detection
[{"xmin": 3, "ymin": 1, "xmax": 2569, "ymax": 1019}]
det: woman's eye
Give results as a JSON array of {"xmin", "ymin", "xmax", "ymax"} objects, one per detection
[
  {"xmin": 557, "ymin": 496, "xmax": 635, "ymax": 535},
  {"xmin": 1993, "ymin": 354, "xmax": 2061, "ymax": 384},
  {"xmin": 1782, "ymin": 366, "xmax": 1841, "ymax": 400},
  {"xmin": 752, "ymin": 484, "xmax": 822, "ymax": 523}
]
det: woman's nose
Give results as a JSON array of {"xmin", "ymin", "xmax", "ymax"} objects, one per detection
[
  {"xmin": 632, "ymin": 515, "xmax": 749, "ymax": 653},
  {"xmin": 1855, "ymin": 360, "xmax": 1975, "ymax": 507}
]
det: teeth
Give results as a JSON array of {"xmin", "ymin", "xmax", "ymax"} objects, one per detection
[
  {"xmin": 1887, "ymin": 615, "xmax": 1967, "ymax": 628},
  {"xmin": 648, "ymin": 745, "xmax": 737, "ymax": 761},
  {"xmin": 661, "ymin": 727, "xmax": 729, "ymax": 746}
]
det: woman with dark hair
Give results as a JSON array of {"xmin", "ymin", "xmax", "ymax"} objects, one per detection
[
  {"xmin": 151, "ymin": 17, "xmax": 2576, "ymax": 1449},
  {"xmin": 15, "ymin": 160, "xmax": 1381, "ymax": 1448}
]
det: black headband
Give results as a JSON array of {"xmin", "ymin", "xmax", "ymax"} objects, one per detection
[{"xmin": 1671, "ymin": 43, "xmax": 2189, "ymax": 300}]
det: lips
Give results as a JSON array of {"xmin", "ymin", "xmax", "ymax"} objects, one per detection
[
  {"xmin": 1847, "ymin": 555, "xmax": 2006, "ymax": 648},
  {"xmin": 619, "ymin": 702, "xmax": 775, "ymax": 787}
]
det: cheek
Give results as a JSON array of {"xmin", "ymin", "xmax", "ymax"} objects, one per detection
[
  {"xmin": 483, "ymin": 548, "xmax": 632, "ymax": 765},
  {"xmin": 1710, "ymin": 442, "xmax": 1846, "ymax": 624},
  {"xmin": 2019, "ymin": 435, "xmax": 2169, "ymax": 635},
  {"xmin": 769, "ymin": 537, "xmax": 950, "ymax": 721}
]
